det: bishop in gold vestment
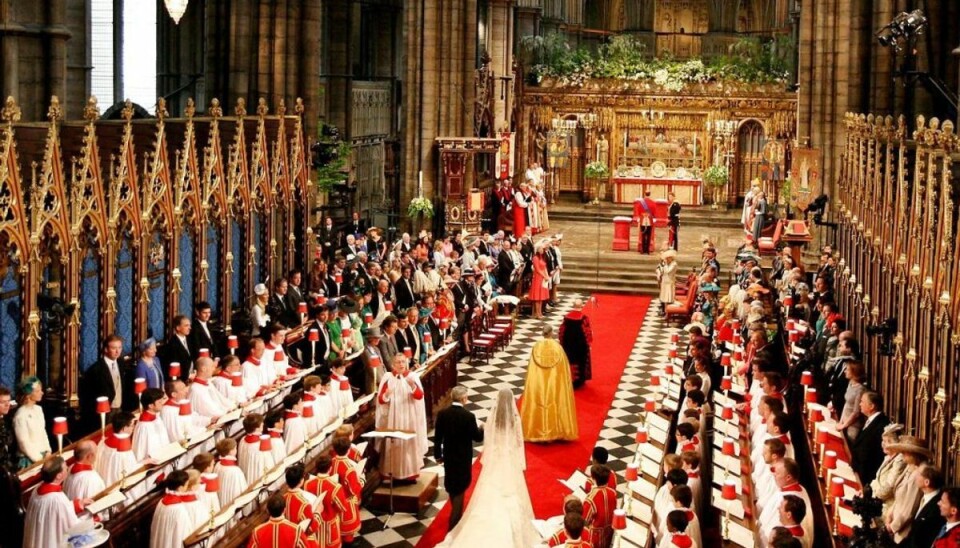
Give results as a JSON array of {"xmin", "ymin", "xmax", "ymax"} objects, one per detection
[{"xmin": 521, "ymin": 326, "xmax": 579, "ymax": 442}]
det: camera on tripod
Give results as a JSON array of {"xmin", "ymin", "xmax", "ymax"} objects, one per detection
[{"xmin": 865, "ymin": 317, "xmax": 897, "ymax": 357}]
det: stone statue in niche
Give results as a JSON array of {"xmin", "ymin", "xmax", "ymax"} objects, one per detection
[{"xmin": 596, "ymin": 133, "xmax": 610, "ymax": 165}]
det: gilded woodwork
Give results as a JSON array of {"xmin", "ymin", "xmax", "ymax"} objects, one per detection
[
  {"xmin": 0, "ymin": 95, "xmax": 310, "ymax": 406},
  {"xmin": 837, "ymin": 112, "xmax": 960, "ymax": 481}
]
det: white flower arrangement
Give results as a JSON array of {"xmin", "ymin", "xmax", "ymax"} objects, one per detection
[{"xmin": 407, "ymin": 196, "xmax": 434, "ymax": 219}]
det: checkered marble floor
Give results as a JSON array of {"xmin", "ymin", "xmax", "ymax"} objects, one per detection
[{"xmin": 355, "ymin": 295, "xmax": 676, "ymax": 547}]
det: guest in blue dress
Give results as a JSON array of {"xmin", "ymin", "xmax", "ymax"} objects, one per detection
[{"xmin": 135, "ymin": 338, "xmax": 165, "ymax": 389}]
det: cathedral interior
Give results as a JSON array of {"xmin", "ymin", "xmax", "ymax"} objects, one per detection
[{"xmin": 3, "ymin": 0, "xmax": 960, "ymax": 546}]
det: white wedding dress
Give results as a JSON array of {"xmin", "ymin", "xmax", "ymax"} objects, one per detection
[{"xmin": 437, "ymin": 389, "xmax": 540, "ymax": 547}]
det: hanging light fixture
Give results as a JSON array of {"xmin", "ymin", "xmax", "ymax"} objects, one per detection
[{"xmin": 165, "ymin": 0, "xmax": 189, "ymax": 24}]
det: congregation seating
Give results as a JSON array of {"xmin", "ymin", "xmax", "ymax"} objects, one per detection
[{"xmin": 665, "ymin": 277, "xmax": 699, "ymax": 323}]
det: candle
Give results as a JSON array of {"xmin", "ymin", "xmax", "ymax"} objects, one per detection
[
  {"xmin": 668, "ymin": 347, "xmax": 678, "ymax": 359},
  {"xmin": 335, "ymin": 273, "xmax": 343, "ymax": 284},
  {"xmin": 403, "ymin": 347, "xmax": 413, "ymax": 358},
  {"xmin": 721, "ymin": 376, "xmax": 732, "ymax": 391},
  {"xmin": 203, "ymin": 473, "xmax": 220, "ymax": 493},
  {"xmin": 650, "ymin": 374, "xmax": 661, "ymax": 387},
  {"xmin": 732, "ymin": 319, "xmax": 740, "ymax": 330},
  {"xmin": 625, "ymin": 463, "xmax": 639, "ymax": 481},
  {"xmin": 644, "ymin": 397, "xmax": 656, "ymax": 413},
  {"xmin": 259, "ymin": 434, "xmax": 272, "ymax": 452},
  {"xmin": 423, "ymin": 332, "xmax": 432, "ymax": 343},
  {"xmin": 734, "ymin": 350, "xmax": 743, "ymax": 361},
  {"xmin": 364, "ymin": 313, "xmax": 373, "ymax": 324},
  {"xmin": 302, "ymin": 404, "xmax": 315, "ymax": 418},
  {"xmin": 816, "ymin": 429, "xmax": 829, "ymax": 445},
  {"xmin": 612, "ymin": 509, "xmax": 627, "ymax": 531},
  {"xmin": 169, "ymin": 362, "xmax": 181, "ymax": 379},
  {"xmin": 721, "ymin": 353, "xmax": 731, "ymax": 367},
  {"xmin": 385, "ymin": 300, "xmax": 393, "ymax": 312},
  {"xmin": 370, "ymin": 355, "xmax": 381, "ymax": 367},
  {"xmin": 801, "ymin": 371, "xmax": 813, "ymax": 386},
  {"xmin": 805, "ymin": 388, "xmax": 818, "ymax": 403},
  {"xmin": 199, "ymin": 348, "xmax": 210, "ymax": 358},
  {"xmin": 823, "ymin": 450, "xmax": 838, "ymax": 470},
  {"xmin": 786, "ymin": 319, "xmax": 795, "ymax": 331},
  {"xmin": 343, "ymin": 328, "xmax": 352, "ymax": 338},
  {"xmin": 274, "ymin": 350, "xmax": 284, "ymax": 362},
  {"xmin": 830, "ymin": 476, "xmax": 845, "ymax": 498},
  {"xmin": 309, "ymin": 329, "xmax": 319, "ymax": 342},
  {"xmin": 671, "ymin": 333, "xmax": 680, "ymax": 343},
  {"xmin": 52, "ymin": 416, "xmax": 68, "ymax": 435},
  {"xmin": 664, "ymin": 363, "xmax": 674, "ymax": 376},
  {"xmin": 227, "ymin": 336, "xmax": 239, "ymax": 349},
  {"xmin": 790, "ymin": 331, "xmax": 800, "ymax": 343},
  {"xmin": 179, "ymin": 399, "xmax": 192, "ymax": 416},
  {"xmin": 134, "ymin": 377, "xmax": 147, "ymax": 394},
  {"xmin": 96, "ymin": 396, "xmax": 110, "ymax": 414},
  {"xmin": 298, "ymin": 302, "xmax": 308, "ymax": 315},
  {"xmin": 231, "ymin": 372, "xmax": 244, "ymax": 387},
  {"xmin": 810, "ymin": 408, "xmax": 824, "ymax": 423}
]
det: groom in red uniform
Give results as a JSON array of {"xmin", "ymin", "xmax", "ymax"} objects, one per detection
[{"xmin": 248, "ymin": 494, "xmax": 316, "ymax": 547}]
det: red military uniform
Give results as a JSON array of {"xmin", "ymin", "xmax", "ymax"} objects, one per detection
[
  {"xmin": 304, "ymin": 473, "xmax": 350, "ymax": 547},
  {"xmin": 934, "ymin": 524, "xmax": 960, "ymax": 548},
  {"xmin": 284, "ymin": 489, "xmax": 318, "ymax": 537},
  {"xmin": 326, "ymin": 444, "xmax": 362, "ymax": 462},
  {"xmin": 583, "ymin": 468, "xmax": 617, "ymax": 492},
  {"xmin": 330, "ymin": 455, "xmax": 364, "ymax": 538},
  {"xmin": 248, "ymin": 517, "xmax": 316, "ymax": 548},
  {"xmin": 583, "ymin": 485, "xmax": 617, "ymax": 548},
  {"xmin": 549, "ymin": 529, "xmax": 594, "ymax": 547}
]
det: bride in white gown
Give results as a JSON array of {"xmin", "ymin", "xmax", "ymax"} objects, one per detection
[{"xmin": 437, "ymin": 388, "xmax": 540, "ymax": 547}]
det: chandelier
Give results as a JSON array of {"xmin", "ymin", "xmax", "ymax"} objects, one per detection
[{"xmin": 165, "ymin": 0, "xmax": 189, "ymax": 24}]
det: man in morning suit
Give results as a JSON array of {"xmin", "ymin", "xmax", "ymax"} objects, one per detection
[
  {"xmin": 161, "ymin": 315, "xmax": 195, "ymax": 380},
  {"xmin": 902, "ymin": 464, "xmax": 945, "ymax": 548},
  {"xmin": 434, "ymin": 386, "xmax": 483, "ymax": 530},
  {"xmin": 848, "ymin": 391, "xmax": 890, "ymax": 485},
  {"xmin": 190, "ymin": 302, "xmax": 219, "ymax": 359},
  {"xmin": 79, "ymin": 335, "xmax": 124, "ymax": 433},
  {"xmin": 933, "ymin": 487, "xmax": 960, "ymax": 548},
  {"xmin": 298, "ymin": 303, "xmax": 333, "ymax": 369}
]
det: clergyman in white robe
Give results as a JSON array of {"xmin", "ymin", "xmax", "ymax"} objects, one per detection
[
  {"xmin": 374, "ymin": 369, "xmax": 428, "ymax": 480},
  {"xmin": 23, "ymin": 483, "xmax": 80, "ymax": 548},
  {"xmin": 63, "ymin": 462, "xmax": 105, "ymax": 502}
]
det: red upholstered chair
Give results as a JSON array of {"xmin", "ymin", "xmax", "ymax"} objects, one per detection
[
  {"xmin": 758, "ymin": 220, "xmax": 784, "ymax": 255},
  {"xmin": 665, "ymin": 277, "xmax": 699, "ymax": 323},
  {"xmin": 676, "ymin": 271, "xmax": 696, "ymax": 298}
]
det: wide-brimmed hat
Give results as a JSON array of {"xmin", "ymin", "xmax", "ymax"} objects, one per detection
[
  {"xmin": 464, "ymin": 236, "xmax": 480, "ymax": 247},
  {"xmin": 366, "ymin": 227, "xmax": 383, "ymax": 239},
  {"xmin": 254, "ymin": 283, "xmax": 268, "ymax": 296},
  {"xmin": 661, "ymin": 249, "xmax": 677, "ymax": 260},
  {"xmin": 462, "ymin": 268, "xmax": 476, "ymax": 277},
  {"xmin": 700, "ymin": 282, "xmax": 721, "ymax": 293},
  {"xmin": 338, "ymin": 297, "xmax": 359, "ymax": 314},
  {"xmin": 684, "ymin": 321, "xmax": 708, "ymax": 333},
  {"xmin": 443, "ymin": 275, "xmax": 457, "ymax": 285},
  {"xmin": 345, "ymin": 254, "xmax": 358, "ymax": 266},
  {"xmin": 886, "ymin": 436, "xmax": 933, "ymax": 460},
  {"xmin": 364, "ymin": 327, "xmax": 383, "ymax": 340}
]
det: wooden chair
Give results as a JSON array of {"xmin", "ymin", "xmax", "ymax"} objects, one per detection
[
  {"xmin": 665, "ymin": 277, "xmax": 699, "ymax": 324},
  {"xmin": 758, "ymin": 220, "xmax": 784, "ymax": 256}
]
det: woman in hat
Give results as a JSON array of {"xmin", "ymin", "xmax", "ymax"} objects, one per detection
[
  {"xmin": 657, "ymin": 249, "xmax": 678, "ymax": 316},
  {"xmin": 698, "ymin": 283, "xmax": 720, "ymax": 332},
  {"xmin": 868, "ymin": 423, "xmax": 908, "ymax": 518},
  {"xmin": 251, "ymin": 283, "xmax": 270, "ymax": 336},
  {"xmin": 13, "ymin": 377, "xmax": 51, "ymax": 468},
  {"xmin": 136, "ymin": 338, "xmax": 165, "ymax": 390},
  {"xmin": 367, "ymin": 227, "xmax": 387, "ymax": 263},
  {"xmin": 883, "ymin": 435, "xmax": 934, "ymax": 543}
]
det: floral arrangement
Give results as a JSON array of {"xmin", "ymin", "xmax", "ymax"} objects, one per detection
[
  {"xmin": 584, "ymin": 161, "xmax": 610, "ymax": 179},
  {"xmin": 703, "ymin": 165, "xmax": 730, "ymax": 187},
  {"xmin": 407, "ymin": 196, "xmax": 434, "ymax": 219},
  {"xmin": 521, "ymin": 34, "xmax": 792, "ymax": 90}
]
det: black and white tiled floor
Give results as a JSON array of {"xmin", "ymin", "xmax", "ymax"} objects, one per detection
[{"xmin": 355, "ymin": 295, "xmax": 675, "ymax": 547}]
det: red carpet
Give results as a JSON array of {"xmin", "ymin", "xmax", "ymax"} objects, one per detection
[{"xmin": 416, "ymin": 294, "xmax": 650, "ymax": 547}]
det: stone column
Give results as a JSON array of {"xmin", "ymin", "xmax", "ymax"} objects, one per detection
[{"xmin": 487, "ymin": 0, "xmax": 514, "ymax": 134}]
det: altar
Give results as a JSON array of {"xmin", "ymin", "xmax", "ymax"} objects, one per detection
[{"xmin": 613, "ymin": 176, "xmax": 702, "ymax": 205}]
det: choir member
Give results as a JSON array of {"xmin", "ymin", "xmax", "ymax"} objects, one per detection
[
  {"xmin": 583, "ymin": 464, "xmax": 616, "ymax": 548},
  {"xmin": 192, "ymin": 453, "xmax": 221, "ymax": 516},
  {"xmin": 264, "ymin": 411, "xmax": 287, "ymax": 465},
  {"xmin": 264, "ymin": 323, "xmax": 292, "ymax": 378},
  {"xmin": 583, "ymin": 447, "xmax": 617, "ymax": 491},
  {"xmin": 661, "ymin": 510, "xmax": 696, "ymax": 548},
  {"xmin": 247, "ymin": 494, "xmax": 314, "ymax": 548},
  {"xmin": 283, "ymin": 393, "xmax": 308, "ymax": 453},
  {"xmin": 330, "ymin": 436, "xmax": 364, "ymax": 544},
  {"xmin": 754, "ymin": 438, "xmax": 788, "ymax": 505},
  {"xmin": 238, "ymin": 414, "xmax": 271, "ymax": 482},
  {"xmin": 133, "ymin": 388, "xmax": 171, "ymax": 461},
  {"xmin": 282, "ymin": 465, "xmax": 318, "ymax": 535},
  {"xmin": 211, "ymin": 355, "xmax": 248, "ymax": 405},
  {"xmin": 63, "ymin": 441, "xmax": 105, "ymax": 501},
  {"xmin": 751, "ymin": 412, "xmax": 794, "ymax": 463},
  {"xmin": 375, "ymin": 355, "xmax": 428, "ymax": 481},
  {"xmin": 23, "ymin": 456, "xmax": 90, "ymax": 548},
  {"xmin": 657, "ymin": 485, "xmax": 700, "ymax": 547},
  {"xmin": 13, "ymin": 376, "xmax": 51, "ymax": 467},
  {"xmin": 759, "ymin": 460, "xmax": 813, "ymax": 539},
  {"xmin": 302, "ymin": 375, "xmax": 333, "ymax": 436},
  {"xmin": 190, "ymin": 357, "xmax": 233, "ymax": 419},
  {"xmin": 675, "ymin": 422, "xmax": 699, "ymax": 454},
  {"xmin": 766, "ymin": 495, "xmax": 809, "ymax": 548},
  {"xmin": 303, "ymin": 455, "xmax": 349, "ymax": 548},
  {"xmin": 149, "ymin": 470, "xmax": 194, "ymax": 548},
  {"xmin": 654, "ymin": 461, "xmax": 687, "ymax": 526},
  {"xmin": 329, "ymin": 359, "xmax": 353, "ymax": 411},
  {"xmin": 97, "ymin": 411, "xmax": 153, "ymax": 491},
  {"xmin": 560, "ymin": 513, "xmax": 591, "ymax": 547},
  {"xmin": 242, "ymin": 337, "xmax": 275, "ymax": 399},
  {"xmin": 547, "ymin": 497, "xmax": 584, "ymax": 546},
  {"xmin": 214, "ymin": 438, "xmax": 248, "ymax": 507},
  {"xmin": 159, "ymin": 380, "xmax": 208, "ymax": 443},
  {"xmin": 331, "ymin": 424, "xmax": 364, "ymax": 462},
  {"xmin": 680, "ymin": 451, "xmax": 702, "ymax": 514}
]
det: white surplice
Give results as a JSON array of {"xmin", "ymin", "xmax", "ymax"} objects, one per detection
[
  {"xmin": 159, "ymin": 401, "xmax": 204, "ymax": 442},
  {"xmin": 22, "ymin": 483, "xmax": 79, "ymax": 548},
  {"xmin": 189, "ymin": 378, "xmax": 233, "ymax": 418},
  {"xmin": 238, "ymin": 435, "xmax": 276, "ymax": 483},
  {"xmin": 242, "ymin": 358, "xmax": 272, "ymax": 398},
  {"xmin": 215, "ymin": 458, "xmax": 248, "ymax": 506},
  {"xmin": 374, "ymin": 372, "xmax": 428, "ymax": 479},
  {"xmin": 283, "ymin": 413, "xmax": 308, "ymax": 453},
  {"xmin": 330, "ymin": 373, "xmax": 354, "ymax": 411},
  {"xmin": 211, "ymin": 373, "xmax": 248, "ymax": 405},
  {"xmin": 758, "ymin": 484, "xmax": 814, "ymax": 542},
  {"xmin": 63, "ymin": 464, "xmax": 105, "ymax": 502},
  {"xmin": 133, "ymin": 412, "xmax": 171, "ymax": 461},
  {"xmin": 149, "ymin": 493, "xmax": 193, "ymax": 548},
  {"xmin": 265, "ymin": 343, "xmax": 289, "ymax": 377},
  {"xmin": 268, "ymin": 431, "xmax": 286, "ymax": 464}
]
